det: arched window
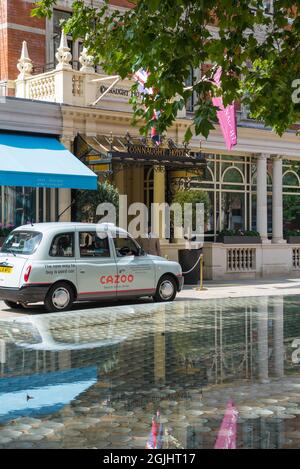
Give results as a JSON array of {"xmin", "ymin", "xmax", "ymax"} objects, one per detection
[
  {"xmin": 283, "ymin": 171, "xmax": 300, "ymax": 187},
  {"xmin": 205, "ymin": 166, "xmax": 214, "ymax": 182},
  {"xmin": 222, "ymin": 167, "xmax": 244, "ymax": 184}
]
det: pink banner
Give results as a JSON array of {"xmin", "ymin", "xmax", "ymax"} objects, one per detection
[
  {"xmin": 212, "ymin": 67, "xmax": 237, "ymax": 151},
  {"xmin": 214, "ymin": 400, "xmax": 238, "ymax": 449}
]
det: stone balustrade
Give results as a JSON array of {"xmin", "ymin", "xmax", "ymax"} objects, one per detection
[
  {"xmin": 27, "ymin": 72, "xmax": 55, "ymax": 101},
  {"xmin": 292, "ymin": 248, "xmax": 300, "ymax": 270},
  {"xmin": 227, "ymin": 247, "xmax": 256, "ymax": 273},
  {"xmin": 161, "ymin": 242, "xmax": 300, "ymax": 280},
  {"xmin": 14, "ymin": 33, "xmax": 187, "ymax": 117}
]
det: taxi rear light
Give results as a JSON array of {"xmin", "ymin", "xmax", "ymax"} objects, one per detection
[{"xmin": 24, "ymin": 265, "xmax": 32, "ymax": 283}]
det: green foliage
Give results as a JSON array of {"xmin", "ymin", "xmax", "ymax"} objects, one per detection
[
  {"xmin": 218, "ymin": 229, "xmax": 260, "ymax": 239},
  {"xmin": 76, "ymin": 181, "xmax": 119, "ymax": 223},
  {"xmin": 172, "ymin": 189, "xmax": 210, "ymax": 226},
  {"xmin": 0, "ymin": 224, "xmax": 15, "ymax": 237},
  {"xmin": 283, "ymin": 194, "xmax": 300, "ymax": 225},
  {"xmin": 286, "ymin": 230, "xmax": 300, "ymax": 236},
  {"xmin": 32, "ymin": 1, "xmax": 300, "ymax": 140}
]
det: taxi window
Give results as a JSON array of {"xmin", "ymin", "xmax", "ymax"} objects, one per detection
[
  {"xmin": 79, "ymin": 232, "xmax": 110, "ymax": 258},
  {"xmin": 49, "ymin": 233, "xmax": 74, "ymax": 257},
  {"xmin": 1, "ymin": 231, "xmax": 42, "ymax": 255},
  {"xmin": 113, "ymin": 235, "xmax": 139, "ymax": 257}
]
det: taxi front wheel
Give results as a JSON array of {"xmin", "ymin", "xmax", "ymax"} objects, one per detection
[
  {"xmin": 153, "ymin": 275, "xmax": 177, "ymax": 302},
  {"xmin": 45, "ymin": 282, "xmax": 75, "ymax": 312}
]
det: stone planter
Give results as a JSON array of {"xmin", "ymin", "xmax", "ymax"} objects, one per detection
[
  {"xmin": 220, "ymin": 236, "xmax": 261, "ymax": 244},
  {"xmin": 287, "ymin": 236, "xmax": 300, "ymax": 244}
]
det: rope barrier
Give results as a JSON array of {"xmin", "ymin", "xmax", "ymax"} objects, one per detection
[{"xmin": 182, "ymin": 252, "xmax": 203, "ymax": 275}]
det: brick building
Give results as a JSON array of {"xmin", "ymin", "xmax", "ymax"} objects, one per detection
[{"xmin": 0, "ymin": 0, "xmax": 132, "ymax": 95}]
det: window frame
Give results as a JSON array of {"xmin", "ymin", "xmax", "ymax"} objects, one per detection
[
  {"xmin": 112, "ymin": 233, "xmax": 141, "ymax": 257},
  {"xmin": 49, "ymin": 232, "xmax": 75, "ymax": 258},
  {"xmin": 78, "ymin": 231, "xmax": 112, "ymax": 259},
  {"xmin": 1, "ymin": 230, "xmax": 43, "ymax": 255}
]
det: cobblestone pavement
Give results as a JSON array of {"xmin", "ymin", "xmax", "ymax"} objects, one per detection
[{"xmin": 0, "ymin": 293, "xmax": 300, "ymax": 448}]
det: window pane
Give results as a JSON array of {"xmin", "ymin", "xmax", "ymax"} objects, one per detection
[
  {"xmin": 79, "ymin": 232, "xmax": 110, "ymax": 257},
  {"xmin": 113, "ymin": 236, "xmax": 139, "ymax": 257},
  {"xmin": 283, "ymin": 171, "xmax": 299, "ymax": 187},
  {"xmin": 53, "ymin": 10, "xmax": 72, "ymax": 66},
  {"xmin": 50, "ymin": 233, "xmax": 74, "ymax": 257},
  {"xmin": 221, "ymin": 193, "xmax": 245, "ymax": 231},
  {"xmin": 185, "ymin": 68, "xmax": 194, "ymax": 112},
  {"xmin": 223, "ymin": 168, "xmax": 243, "ymax": 183},
  {"xmin": 3, "ymin": 187, "xmax": 36, "ymax": 226},
  {"xmin": 1, "ymin": 231, "xmax": 42, "ymax": 255},
  {"xmin": 283, "ymin": 195, "xmax": 300, "ymax": 231}
]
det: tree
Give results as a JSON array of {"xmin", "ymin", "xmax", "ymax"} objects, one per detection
[
  {"xmin": 76, "ymin": 181, "xmax": 119, "ymax": 222},
  {"xmin": 172, "ymin": 189, "xmax": 210, "ymax": 224},
  {"xmin": 33, "ymin": 1, "xmax": 300, "ymax": 140}
]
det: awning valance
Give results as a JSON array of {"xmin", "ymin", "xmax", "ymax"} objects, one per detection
[
  {"xmin": 76, "ymin": 134, "xmax": 207, "ymax": 170},
  {"xmin": 0, "ymin": 133, "xmax": 98, "ymax": 189}
]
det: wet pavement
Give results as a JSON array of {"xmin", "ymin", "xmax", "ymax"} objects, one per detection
[{"xmin": 0, "ymin": 295, "xmax": 300, "ymax": 448}]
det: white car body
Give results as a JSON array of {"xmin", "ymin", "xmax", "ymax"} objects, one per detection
[{"xmin": 0, "ymin": 223, "xmax": 183, "ymax": 311}]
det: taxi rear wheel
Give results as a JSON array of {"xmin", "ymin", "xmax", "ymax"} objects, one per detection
[
  {"xmin": 153, "ymin": 275, "xmax": 177, "ymax": 302},
  {"xmin": 4, "ymin": 300, "xmax": 25, "ymax": 309},
  {"xmin": 45, "ymin": 282, "xmax": 75, "ymax": 312}
]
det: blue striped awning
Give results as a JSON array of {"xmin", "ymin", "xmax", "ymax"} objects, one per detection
[{"xmin": 0, "ymin": 133, "xmax": 97, "ymax": 189}]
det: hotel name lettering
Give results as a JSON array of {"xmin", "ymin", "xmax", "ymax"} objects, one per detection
[
  {"xmin": 127, "ymin": 145, "xmax": 187, "ymax": 158},
  {"xmin": 99, "ymin": 85, "xmax": 140, "ymax": 98}
]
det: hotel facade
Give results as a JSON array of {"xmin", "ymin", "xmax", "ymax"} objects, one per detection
[{"xmin": 1, "ymin": 0, "xmax": 300, "ymax": 280}]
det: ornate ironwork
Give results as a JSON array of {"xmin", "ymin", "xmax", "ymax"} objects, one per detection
[{"xmin": 76, "ymin": 133, "xmax": 207, "ymax": 171}]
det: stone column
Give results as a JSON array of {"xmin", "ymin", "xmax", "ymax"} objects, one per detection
[
  {"xmin": 273, "ymin": 296, "xmax": 284, "ymax": 378},
  {"xmin": 257, "ymin": 297, "xmax": 269, "ymax": 383},
  {"xmin": 153, "ymin": 166, "xmax": 166, "ymax": 238},
  {"xmin": 256, "ymin": 154, "xmax": 270, "ymax": 243},
  {"xmin": 113, "ymin": 166, "xmax": 126, "ymax": 195},
  {"xmin": 272, "ymin": 156, "xmax": 286, "ymax": 244},
  {"xmin": 59, "ymin": 136, "xmax": 73, "ymax": 222}
]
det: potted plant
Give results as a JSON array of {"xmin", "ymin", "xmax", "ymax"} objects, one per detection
[
  {"xmin": 285, "ymin": 230, "xmax": 300, "ymax": 244},
  {"xmin": 217, "ymin": 229, "xmax": 261, "ymax": 244},
  {"xmin": 0, "ymin": 224, "xmax": 15, "ymax": 247},
  {"xmin": 172, "ymin": 190, "xmax": 210, "ymax": 285}
]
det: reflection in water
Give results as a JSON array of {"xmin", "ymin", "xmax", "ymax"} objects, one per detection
[
  {"xmin": 214, "ymin": 401, "xmax": 238, "ymax": 449},
  {"xmin": 145, "ymin": 411, "xmax": 164, "ymax": 449},
  {"xmin": 0, "ymin": 295, "xmax": 300, "ymax": 448}
]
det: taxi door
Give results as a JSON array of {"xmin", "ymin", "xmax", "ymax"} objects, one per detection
[
  {"xmin": 76, "ymin": 230, "xmax": 117, "ymax": 300},
  {"xmin": 112, "ymin": 234, "xmax": 156, "ymax": 298}
]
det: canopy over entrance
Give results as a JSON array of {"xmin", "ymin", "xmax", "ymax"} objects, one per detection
[
  {"xmin": 75, "ymin": 133, "xmax": 207, "ymax": 172},
  {"xmin": 0, "ymin": 133, "xmax": 97, "ymax": 189}
]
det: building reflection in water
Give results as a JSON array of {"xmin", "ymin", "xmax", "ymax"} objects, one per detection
[{"xmin": 0, "ymin": 295, "xmax": 300, "ymax": 448}]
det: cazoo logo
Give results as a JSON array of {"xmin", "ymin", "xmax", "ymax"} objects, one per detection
[
  {"xmin": 100, "ymin": 274, "xmax": 134, "ymax": 285},
  {"xmin": 292, "ymin": 339, "xmax": 300, "ymax": 364}
]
